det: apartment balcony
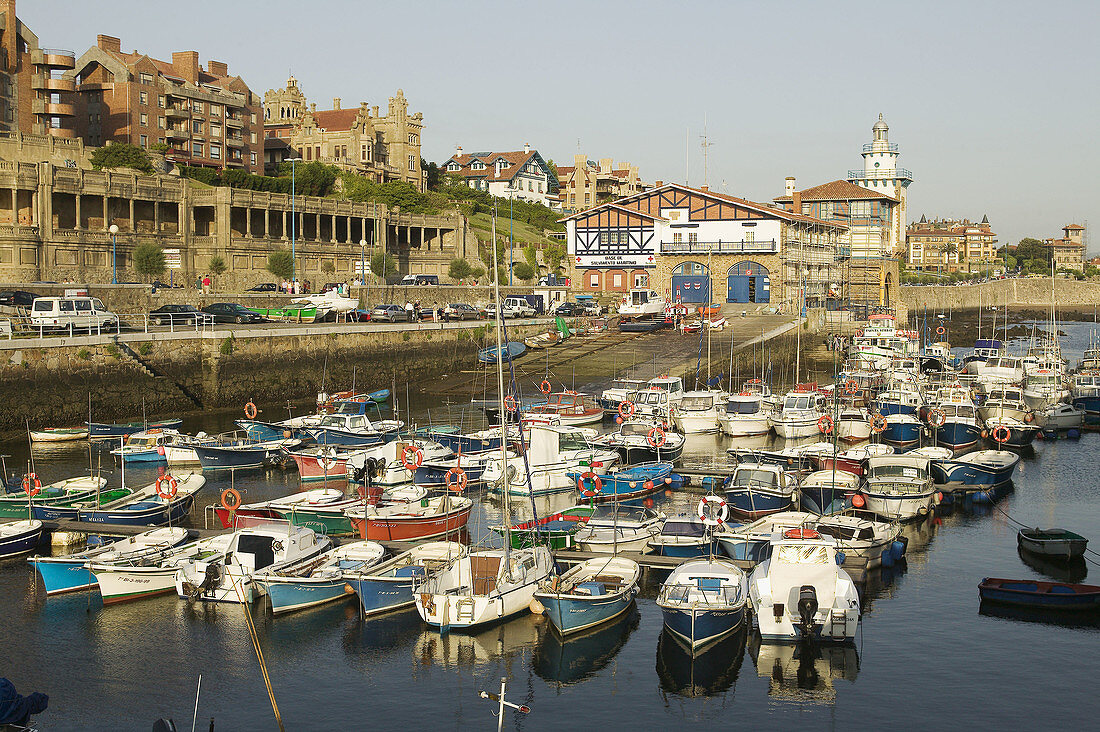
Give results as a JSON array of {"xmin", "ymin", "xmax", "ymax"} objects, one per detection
[
  {"xmin": 166, "ymin": 106, "xmax": 191, "ymax": 119},
  {"xmin": 47, "ymin": 127, "xmax": 77, "ymax": 139},
  {"xmin": 225, "ymin": 157, "xmax": 245, "ymax": 168},
  {"xmin": 166, "ymin": 127, "xmax": 189, "ymax": 140},
  {"xmin": 224, "ymin": 115, "xmax": 244, "ymax": 128},
  {"xmin": 31, "ymin": 48, "xmax": 76, "ymax": 70},
  {"xmin": 31, "ymin": 75, "xmax": 76, "ymax": 93},
  {"xmin": 45, "ymin": 102, "xmax": 76, "ymax": 117},
  {"xmin": 225, "ymin": 136, "xmax": 246, "ymax": 148},
  {"xmin": 659, "ymin": 239, "xmax": 779, "ymax": 255}
]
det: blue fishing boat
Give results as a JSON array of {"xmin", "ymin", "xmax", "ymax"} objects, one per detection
[
  {"xmin": 418, "ymin": 427, "xmax": 506, "ymax": 456},
  {"xmin": 569, "ymin": 462, "xmax": 681, "ymax": 503},
  {"xmin": 257, "ymin": 541, "xmax": 386, "ymax": 615},
  {"xmin": 880, "ymin": 413, "xmax": 923, "ymax": 448},
  {"xmin": 78, "ymin": 474, "xmax": 206, "ymax": 526},
  {"xmin": 87, "ymin": 419, "xmax": 182, "ymax": 439},
  {"xmin": 304, "ymin": 413, "xmax": 402, "ymax": 448},
  {"xmin": 533, "ymin": 605, "xmax": 639, "ymax": 686},
  {"xmin": 872, "ymin": 388, "xmax": 922, "ymax": 417},
  {"xmin": 656, "ymin": 558, "xmax": 748, "ymax": 653},
  {"xmin": 478, "ymin": 342, "xmax": 526, "ymax": 364},
  {"xmin": 28, "ymin": 527, "xmax": 188, "ymax": 595},
  {"xmin": 926, "ymin": 449, "xmax": 1019, "ymax": 486},
  {"xmin": 647, "ymin": 515, "xmax": 715, "ymax": 557},
  {"xmin": 535, "ymin": 557, "xmax": 640, "ymax": 635},
  {"xmin": 979, "ymin": 578, "xmax": 1100, "ymax": 610},
  {"xmin": 343, "ymin": 541, "xmax": 464, "ymax": 616},
  {"xmin": 193, "ymin": 437, "xmax": 301, "ymax": 470},
  {"xmin": 930, "ymin": 403, "xmax": 982, "ymax": 451},
  {"xmin": 723, "ymin": 462, "xmax": 795, "ymax": 519},
  {"xmin": 0, "ymin": 520, "xmax": 43, "ymax": 558}
]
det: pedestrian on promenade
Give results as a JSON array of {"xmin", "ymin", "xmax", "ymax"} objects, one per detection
[
  {"xmin": 202, "ymin": 274, "xmax": 211, "ymax": 294},
  {"xmin": 404, "ymin": 300, "xmax": 414, "ymax": 322},
  {"xmin": 414, "ymin": 299, "xmax": 422, "ymax": 321}
]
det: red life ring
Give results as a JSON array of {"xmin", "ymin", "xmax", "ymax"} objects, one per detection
[
  {"xmin": 784, "ymin": 527, "xmax": 821, "ymax": 539},
  {"xmin": 155, "ymin": 475, "xmax": 179, "ymax": 499},
  {"xmin": 401, "ymin": 445, "xmax": 424, "ymax": 471},
  {"xmin": 577, "ymin": 471, "xmax": 602, "ymax": 497},
  {"xmin": 936, "ymin": 326, "xmax": 946, "ymax": 336},
  {"xmin": 647, "ymin": 427, "xmax": 667, "ymax": 448},
  {"xmin": 504, "ymin": 395, "xmax": 518, "ymax": 413},
  {"xmin": 929, "ymin": 408, "xmax": 947, "ymax": 427},
  {"xmin": 843, "ymin": 379, "xmax": 859, "ymax": 396},
  {"xmin": 991, "ymin": 425, "xmax": 1011, "ymax": 444},
  {"xmin": 851, "ymin": 493, "xmax": 866, "ymax": 509},
  {"xmin": 618, "ymin": 401, "xmax": 635, "ymax": 419},
  {"xmin": 818, "ymin": 414, "xmax": 835, "ymax": 434},
  {"xmin": 22, "ymin": 473, "xmax": 42, "ymax": 497},
  {"xmin": 244, "ymin": 401, "xmax": 258, "ymax": 419},
  {"xmin": 539, "ymin": 380, "xmax": 552, "ymax": 395},
  {"xmin": 220, "ymin": 488, "xmax": 242, "ymax": 512},
  {"xmin": 870, "ymin": 413, "xmax": 887, "ymax": 434},
  {"xmin": 445, "ymin": 466, "xmax": 468, "ymax": 492},
  {"xmin": 747, "ymin": 379, "xmax": 762, "ymax": 384}
]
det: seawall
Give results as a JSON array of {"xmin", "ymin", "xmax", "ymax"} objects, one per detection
[{"xmin": 899, "ymin": 278, "xmax": 1100, "ymax": 312}]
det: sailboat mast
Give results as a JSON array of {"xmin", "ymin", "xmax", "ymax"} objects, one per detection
[{"xmin": 490, "ymin": 206, "xmax": 512, "ymax": 568}]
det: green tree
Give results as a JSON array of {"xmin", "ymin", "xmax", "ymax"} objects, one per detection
[
  {"xmin": 280, "ymin": 161, "xmax": 339, "ymax": 197},
  {"xmin": 267, "ymin": 249, "xmax": 295, "ymax": 280},
  {"xmin": 448, "ymin": 258, "xmax": 473, "ymax": 281},
  {"xmin": 544, "ymin": 241, "xmax": 567, "ymax": 271},
  {"xmin": 321, "ymin": 260, "xmax": 336, "ymax": 275},
  {"xmin": 370, "ymin": 251, "xmax": 397, "ymax": 280},
  {"xmin": 90, "ymin": 142, "xmax": 154, "ymax": 174},
  {"xmin": 208, "ymin": 255, "xmax": 227, "ymax": 290},
  {"xmin": 512, "ymin": 262, "xmax": 535, "ymax": 282},
  {"xmin": 422, "ymin": 159, "xmax": 442, "ymax": 190},
  {"xmin": 470, "ymin": 265, "xmax": 486, "ymax": 280},
  {"xmin": 131, "ymin": 242, "xmax": 166, "ymax": 280},
  {"xmin": 522, "ymin": 244, "xmax": 539, "ymax": 270}
]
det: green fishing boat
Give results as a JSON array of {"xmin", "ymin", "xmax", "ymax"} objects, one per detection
[
  {"xmin": 497, "ymin": 504, "xmax": 597, "ymax": 550},
  {"xmin": 251, "ymin": 305, "xmax": 319, "ymax": 323},
  {"xmin": 0, "ymin": 476, "xmax": 108, "ymax": 518},
  {"xmin": 274, "ymin": 501, "xmax": 358, "ymax": 536}
]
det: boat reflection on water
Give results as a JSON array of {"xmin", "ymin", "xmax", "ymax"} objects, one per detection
[
  {"xmin": 747, "ymin": 634, "xmax": 860, "ymax": 705},
  {"xmin": 655, "ymin": 626, "xmax": 746, "ymax": 698},
  {"xmin": 858, "ymin": 561, "xmax": 910, "ymax": 608},
  {"xmin": 412, "ymin": 614, "xmax": 542, "ymax": 669},
  {"xmin": 1017, "ymin": 547, "xmax": 1089, "ymax": 584},
  {"xmin": 343, "ymin": 608, "xmax": 425, "ymax": 664},
  {"xmin": 979, "ymin": 601, "xmax": 1100, "ymax": 629},
  {"xmin": 533, "ymin": 606, "xmax": 639, "ymax": 686}
]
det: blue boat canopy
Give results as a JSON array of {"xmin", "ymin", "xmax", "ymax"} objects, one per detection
[{"xmin": 974, "ymin": 339, "xmax": 1002, "ymax": 349}]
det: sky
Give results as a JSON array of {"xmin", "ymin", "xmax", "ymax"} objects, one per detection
[{"xmin": 24, "ymin": 0, "xmax": 1100, "ymax": 251}]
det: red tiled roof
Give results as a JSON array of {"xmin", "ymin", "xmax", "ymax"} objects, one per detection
[
  {"xmin": 444, "ymin": 150, "xmax": 541, "ymax": 183},
  {"xmin": 1064, "ymin": 224, "xmax": 1085, "ymax": 230},
  {"xmin": 312, "ymin": 108, "xmax": 361, "ymax": 131},
  {"xmin": 774, "ymin": 179, "xmax": 897, "ymax": 203}
]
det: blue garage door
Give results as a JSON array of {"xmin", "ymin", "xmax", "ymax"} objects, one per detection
[
  {"xmin": 672, "ymin": 275, "xmax": 710, "ymax": 303},
  {"xmin": 726, "ymin": 262, "xmax": 770, "ymax": 303}
]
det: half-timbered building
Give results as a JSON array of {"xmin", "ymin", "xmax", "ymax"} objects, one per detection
[{"xmin": 562, "ymin": 182, "xmax": 847, "ymax": 309}]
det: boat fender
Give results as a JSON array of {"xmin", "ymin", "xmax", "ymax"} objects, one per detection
[
  {"xmin": 22, "ymin": 473, "xmax": 42, "ymax": 497},
  {"xmin": 529, "ymin": 598, "xmax": 545, "ymax": 615},
  {"xmin": 1024, "ymin": 413, "xmax": 1033, "ymax": 423},
  {"xmin": 244, "ymin": 401, "xmax": 258, "ymax": 419},
  {"xmin": 155, "ymin": 475, "xmax": 178, "ymax": 499},
  {"xmin": 577, "ymin": 472, "xmax": 602, "ymax": 497},
  {"xmin": 644, "ymin": 480, "xmax": 654, "ymax": 492},
  {"xmin": 220, "ymin": 488, "xmax": 242, "ymax": 512},
  {"xmin": 157, "ymin": 445, "xmax": 166, "ymax": 456},
  {"xmin": 935, "ymin": 491, "xmax": 944, "ymax": 504},
  {"xmin": 698, "ymin": 495, "xmax": 728, "ymax": 527},
  {"xmin": 851, "ymin": 493, "xmax": 866, "ymax": 509},
  {"xmin": 835, "ymin": 551, "xmax": 846, "ymax": 566}
]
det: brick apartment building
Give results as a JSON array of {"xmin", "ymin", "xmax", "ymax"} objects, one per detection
[
  {"xmin": 555, "ymin": 155, "xmax": 647, "ymax": 214},
  {"xmin": 65, "ymin": 35, "xmax": 264, "ymax": 174},
  {"xmin": 0, "ymin": 0, "xmax": 77, "ymax": 137},
  {"xmin": 905, "ymin": 215, "xmax": 999, "ymax": 272}
]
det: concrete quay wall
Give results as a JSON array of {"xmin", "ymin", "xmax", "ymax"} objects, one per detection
[{"xmin": 899, "ymin": 278, "xmax": 1100, "ymax": 312}]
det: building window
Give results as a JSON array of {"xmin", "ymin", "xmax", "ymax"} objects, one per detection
[
  {"xmin": 745, "ymin": 231, "xmax": 755, "ymax": 245},
  {"xmin": 192, "ymin": 141, "xmax": 203, "ymax": 156},
  {"xmin": 192, "ymin": 119, "xmax": 204, "ymax": 134},
  {"xmin": 210, "ymin": 123, "xmax": 221, "ymax": 138},
  {"xmin": 250, "ymin": 152, "xmax": 257, "ymax": 166},
  {"xmin": 408, "ymin": 154, "xmax": 416, "ymax": 171},
  {"xmin": 158, "ymin": 95, "xmax": 165, "ymax": 108},
  {"xmin": 634, "ymin": 272, "xmax": 648, "ymax": 287},
  {"xmin": 408, "ymin": 134, "xmax": 417, "ymax": 144},
  {"xmin": 688, "ymin": 232, "xmax": 698, "ymax": 244},
  {"xmin": 585, "ymin": 194, "xmax": 590, "ymax": 204},
  {"xmin": 210, "ymin": 104, "xmax": 221, "ymax": 117},
  {"xmin": 250, "ymin": 132, "xmax": 257, "ymax": 144},
  {"xmin": 612, "ymin": 273, "xmax": 622, "ymax": 287},
  {"xmin": 139, "ymin": 91, "xmax": 148, "ymax": 105},
  {"xmin": 673, "ymin": 232, "xmax": 682, "ymax": 243},
  {"xmin": 305, "ymin": 147, "xmax": 312, "ymax": 161},
  {"xmin": 139, "ymin": 72, "xmax": 153, "ymax": 85},
  {"xmin": 158, "ymin": 116, "xmax": 165, "ymax": 129},
  {"xmin": 589, "ymin": 272, "xmax": 600, "ymax": 287},
  {"xmin": 250, "ymin": 113, "xmax": 257, "ymax": 124},
  {"xmin": 192, "ymin": 101, "xmax": 204, "ymax": 114},
  {"xmin": 139, "ymin": 113, "xmax": 148, "ymax": 126},
  {"xmin": 139, "ymin": 134, "xmax": 148, "ymax": 148},
  {"xmin": 210, "ymin": 144, "xmax": 221, "ymax": 160}
]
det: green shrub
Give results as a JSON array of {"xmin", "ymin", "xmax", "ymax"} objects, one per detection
[
  {"xmin": 138, "ymin": 343, "xmax": 153, "ymax": 356},
  {"xmin": 77, "ymin": 348, "xmax": 91, "ymax": 361},
  {"xmin": 105, "ymin": 345, "xmax": 120, "ymax": 359},
  {"xmin": 220, "ymin": 336, "xmax": 234, "ymax": 355}
]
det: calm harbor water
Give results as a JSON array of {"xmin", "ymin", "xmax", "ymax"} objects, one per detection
[{"xmin": 3, "ymin": 323, "xmax": 1100, "ymax": 730}]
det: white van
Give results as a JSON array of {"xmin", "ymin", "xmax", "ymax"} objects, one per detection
[
  {"xmin": 29, "ymin": 296, "xmax": 119, "ymax": 331},
  {"xmin": 501, "ymin": 297, "xmax": 536, "ymax": 318}
]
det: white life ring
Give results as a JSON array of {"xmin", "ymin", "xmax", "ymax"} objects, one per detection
[{"xmin": 698, "ymin": 495, "xmax": 728, "ymax": 527}]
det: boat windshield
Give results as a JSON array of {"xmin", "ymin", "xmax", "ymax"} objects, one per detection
[
  {"xmin": 558, "ymin": 431, "xmax": 591, "ymax": 451},
  {"xmin": 620, "ymin": 423, "xmax": 651, "ymax": 436},
  {"xmin": 776, "ymin": 545, "xmax": 829, "ymax": 564},
  {"xmin": 680, "ymin": 396, "xmax": 713, "ymax": 411},
  {"xmin": 662, "ymin": 519, "xmax": 707, "ymax": 537},
  {"xmin": 869, "ymin": 464, "xmax": 927, "ymax": 480},
  {"xmin": 784, "ymin": 397, "xmax": 811, "ymax": 410},
  {"xmin": 725, "ymin": 400, "xmax": 760, "ymax": 415},
  {"xmin": 731, "ymin": 469, "xmax": 778, "ymax": 488},
  {"xmin": 334, "ymin": 401, "xmax": 367, "ymax": 415}
]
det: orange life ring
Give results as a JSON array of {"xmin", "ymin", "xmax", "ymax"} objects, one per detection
[
  {"xmin": 784, "ymin": 527, "xmax": 821, "ymax": 540},
  {"xmin": 155, "ymin": 475, "xmax": 178, "ymax": 499},
  {"xmin": 22, "ymin": 473, "xmax": 42, "ymax": 497},
  {"xmin": 647, "ymin": 427, "xmax": 667, "ymax": 448},
  {"xmin": 936, "ymin": 326, "xmax": 946, "ymax": 336},
  {"xmin": 401, "ymin": 445, "xmax": 424, "ymax": 471},
  {"xmin": 244, "ymin": 401, "xmax": 258, "ymax": 419},
  {"xmin": 929, "ymin": 408, "xmax": 947, "ymax": 427},
  {"xmin": 870, "ymin": 413, "xmax": 887, "ymax": 434},
  {"xmin": 747, "ymin": 379, "xmax": 762, "ymax": 384},
  {"xmin": 504, "ymin": 395, "xmax": 518, "ymax": 413},
  {"xmin": 992, "ymin": 425, "xmax": 1011, "ymax": 444},
  {"xmin": 843, "ymin": 379, "xmax": 859, "ymax": 396},
  {"xmin": 618, "ymin": 401, "xmax": 635, "ymax": 419},
  {"xmin": 220, "ymin": 488, "xmax": 242, "ymax": 512},
  {"xmin": 818, "ymin": 414, "xmax": 834, "ymax": 434},
  {"xmin": 539, "ymin": 380, "xmax": 552, "ymax": 395},
  {"xmin": 445, "ymin": 466, "xmax": 468, "ymax": 492},
  {"xmin": 577, "ymin": 471, "xmax": 602, "ymax": 497}
]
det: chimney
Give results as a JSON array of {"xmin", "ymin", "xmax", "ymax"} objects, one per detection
[
  {"xmin": 792, "ymin": 191, "xmax": 802, "ymax": 213},
  {"xmin": 785, "ymin": 176, "xmax": 796, "ymax": 196},
  {"xmin": 97, "ymin": 34, "xmax": 122, "ymax": 54},
  {"xmin": 171, "ymin": 51, "xmax": 200, "ymax": 84},
  {"xmin": 700, "ymin": 185, "xmax": 709, "ymax": 192},
  {"xmin": 207, "ymin": 60, "xmax": 228, "ymax": 77},
  {"xmin": 333, "ymin": 97, "xmax": 341, "ymax": 110},
  {"xmin": 456, "ymin": 145, "xmax": 463, "ymax": 157},
  {"xmin": 655, "ymin": 180, "xmax": 663, "ymax": 187},
  {"xmin": 2, "ymin": 1, "xmax": 16, "ymax": 66},
  {"xmin": 523, "ymin": 142, "xmax": 531, "ymax": 154},
  {"xmin": 599, "ymin": 158, "xmax": 612, "ymax": 173},
  {"xmin": 372, "ymin": 105, "xmax": 379, "ymax": 117}
]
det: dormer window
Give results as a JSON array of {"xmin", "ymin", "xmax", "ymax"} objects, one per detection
[
  {"xmin": 447, "ymin": 162, "xmax": 459, "ymax": 171},
  {"xmin": 471, "ymin": 161, "xmax": 485, "ymax": 170}
]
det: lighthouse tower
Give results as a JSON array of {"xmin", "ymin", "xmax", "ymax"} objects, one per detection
[{"xmin": 847, "ymin": 114, "xmax": 912, "ymax": 256}]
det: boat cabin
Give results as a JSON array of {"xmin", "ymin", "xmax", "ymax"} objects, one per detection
[
  {"xmin": 646, "ymin": 376, "xmax": 685, "ymax": 394},
  {"xmin": 678, "ymin": 391, "xmax": 723, "ymax": 414},
  {"xmin": 729, "ymin": 463, "xmax": 789, "ymax": 491},
  {"xmin": 865, "ymin": 455, "xmax": 931, "ymax": 487}
]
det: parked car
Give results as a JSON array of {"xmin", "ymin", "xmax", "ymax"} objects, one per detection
[
  {"xmin": 29, "ymin": 297, "xmax": 119, "ymax": 331},
  {"xmin": 371, "ymin": 304, "xmax": 412, "ymax": 323},
  {"xmin": 149, "ymin": 304, "xmax": 213, "ymax": 326},
  {"xmin": 581, "ymin": 300, "xmax": 604, "ymax": 316},
  {"xmin": 500, "ymin": 297, "xmax": 536, "ymax": 319},
  {"xmin": 246, "ymin": 282, "xmax": 278, "ymax": 293},
  {"xmin": 442, "ymin": 303, "xmax": 481, "ymax": 321},
  {"xmin": 0, "ymin": 290, "xmax": 39, "ymax": 309},
  {"xmin": 551, "ymin": 302, "xmax": 586, "ymax": 317},
  {"xmin": 201, "ymin": 303, "xmax": 267, "ymax": 324},
  {"xmin": 399, "ymin": 274, "xmax": 440, "ymax": 286}
]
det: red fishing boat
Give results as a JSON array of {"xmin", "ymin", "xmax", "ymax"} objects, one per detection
[{"xmin": 347, "ymin": 495, "xmax": 472, "ymax": 542}]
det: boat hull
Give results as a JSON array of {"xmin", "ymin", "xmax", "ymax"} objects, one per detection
[
  {"xmin": 1018, "ymin": 533, "xmax": 1087, "ymax": 560},
  {"xmin": 78, "ymin": 494, "xmax": 195, "ymax": 526},
  {"xmin": 88, "ymin": 419, "xmax": 182, "ymax": 439},
  {"xmin": 92, "ymin": 566, "xmax": 179, "ymax": 604},
  {"xmin": 979, "ymin": 578, "xmax": 1100, "ymax": 610},
  {"xmin": 30, "ymin": 558, "xmax": 100, "ymax": 595},
  {"xmin": 881, "ymin": 417, "xmax": 923, "ymax": 448},
  {"xmin": 934, "ymin": 421, "xmax": 981, "ymax": 451},
  {"xmin": 537, "ymin": 591, "xmax": 637, "ymax": 636},
  {"xmin": 660, "ymin": 605, "xmax": 745, "ymax": 652},
  {"xmin": 860, "ymin": 490, "xmax": 936, "ymax": 521},
  {"xmin": 351, "ymin": 505, "xmax": 471, "ymax": 542},
  {"xmin": 262, "ymin": 577, "xmax": 351, "ymax": 614},
  {"xmin": 346, "ymin": 571, "xmax": 426, "ymax": 615},
  {"xmin": 193, "ymin": 445, "xmax": 280, "ymax": 470},
  {"xmin": 724, "ymin": 487, "xmax": 793, "ymax": 519},
  {"xmin": 0, "ymin": 523, "xmax": 43, "ymax": 557}
]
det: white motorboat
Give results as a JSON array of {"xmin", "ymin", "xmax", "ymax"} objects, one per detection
[
  {"xmin": 89, "ymin": 533, "xmax": 235, "ymax": 605},
  {"xmin": 413, "ymin": 546, "xmax": 554, "ymax": 630},
  {"xmin": 656, "ymin": 558, "xmax": 748, "ymax": 652},
  {"xmin": 672, "ymin": 390, "xmax": 728, "ymax": 434},
  {"xmin": 343, "ymin": 438, "xmax": 453, "ymax": 485},
  {"xmin": 814, "ymin": 513, "xmax": 905, "ymax": 570},
  {"xmin": 719, "ymin": 391, "xmax": 773, "ymax": 437},
  {"xmin": 977, "ymin": 387, "xmax": 1033, "ymax": 424},
  {"xmin": 770, "ymin": 388, "xmax": 828, "ymax": 439},
  {"xmin": 748, "ymin": 528, "xmax": 861, "ymax": 643},
  {"xmin": 1034, "ymin": 402, "xmax": 1085, "ymax": 431},
  {"xmin": 835, "ymin": 407, "xmax": 871, "ymax": 444},
  {"xmin": 857, "ymin": 455, "xmax": 937, "ymax": 521},
  {"xmin": 483, "ymin": 425, "xmax": 619, "ymax": 496},
  {"xmin": 592, "ymin": 419, "xmax": 685, "ymax": 464},
  {"xmin": 618, "ymin": 288, "xmax": 667, "ymax": 319},
  {"xmin": 573, "ymin": 504, "xmax": 665, "ymax": 552},
  {"xmin": 973, "ymin": 355, "xmax": 1025, "ymax": 391},
  {"xmin": 597, "ymin": 378, "xmax": 647, "ymax": 412},
  {"xmin": 1022, "ymin": 365, "xmax": 1068, "ymax": 411}
]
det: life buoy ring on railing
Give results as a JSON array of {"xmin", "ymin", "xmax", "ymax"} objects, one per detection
[
  {"xmin": 929, "ymin": 408, "xmax": 947, "ymax": 427},
  {"xmin": 992, "ymin": 425, "xmax": 1011, "ymax": 444},
  {"xmin": 155, "ymin": 474, "xmax": 178, "ymax": 499},
  {"xmin": 23, "ymin": 473, "xmax": 41, "ymax": 497},
  {"xmin": 244, "ymin": 401, "xmax": 258, "ymax": 419},
  {"xmin": 698, "ymin": 495, "xmax": 728, "ymax": 527},
  {"xmin": 577, "ymin": 471, "xmax": 602, "ymax": 497},
  {"xmin": 618, "ymin": 401, "xmax": 635, "ymax": 419},
  {"xmin": 401, "ymin": 445, "xmax": 424, "ymax": 471},
  {"xmin": 504, "ymin": 395, "xmax": 518, "ymax": 413},
  {"xmin": 936, "ymin": 326, "xmax": 946, "ymax": 336},
  {"xmin": 539, "ymin": 380, "xmax": 552, "ymax": 395},
  {"xmin": 445, "ymin": 466, "xmax": 468, "ymax": 492},
  {"xmin": 870, "ymin": 413, "xmax": 887, "ymax": 434},
  {"xmin": 843, "ymin": 379, "xmax": 859, "ymax": 396},
  {"xmin": 220, "ymin": 488, "xmax": 242, "ymax": 512},
  {"xmin": 647, "ymin": 427, "xmax": 667, "ymax": 448},
  {"xmin": 818, "ymin": 414, "xmax": 835, "ymax": 434}
]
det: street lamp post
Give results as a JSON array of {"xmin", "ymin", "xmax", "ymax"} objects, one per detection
[
  {"xmin": 359, "ymin": 237, "xmax": 368, "ymax": 303},
  {"xmin": 509, "ymin": 187, "xmax": 514, "ymax": 286},
  {"xmin": 109, "ymin": 224, "xmax": 119, "ymax": 284},
  {"xmin": 286, "ymin": 157, "xmax": 302, "ymax": 286}
]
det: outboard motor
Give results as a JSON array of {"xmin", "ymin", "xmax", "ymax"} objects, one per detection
[
  {"xmin": 189, "ymin": 562, "xmax": 222, "ymax": 600},
  {"xmin": 797, "ymin": 585, "xmax": 819, "ymax": 637}
]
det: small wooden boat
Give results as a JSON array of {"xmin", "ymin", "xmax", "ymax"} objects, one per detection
[
  {"xmin": 524, "ymin": 331, "xmax": 563, "ymax": 349},
  {"xmin": 212, "ymin": 487, "xmax": 346, "ymax": 529},
  {"xmin": 978, "ymin": 577, "xmax": 1100, "ymax": 610},
  {"xmin": 343, "ymin": 541, "xmax": 465, "ymax": 616},
  {"xmin": 1017, "ymin": 528, "xmax": 1088, "ymax": 560},
  {"xmin": 29, "ymin": 427, "xmax": 89, "ymax": 443},
  {"xmin": 535, "ymin": 557, "xmax": 641, "ymax": 636},
  {"xmin": 0, "ymin": 476, "xmax": 108, "ymax": 518},
  {"xmin": 78, "ymin": 473, "xmax": 206, "ymax": 526},
  {"xmin": 497, "ymin": 505, "xmax": 597, "ymax": 550},
  {"xmin": 89, "ymin": 533, "xmax": 235, "ymax": 605},
  {"xmin": 0, "ymin": 519, "xmax": 44, "ymax": 557},
  {"xmin": 347, "ymin": 494, "xmax": 472, "ymax": 542},
  {"xmin": 256, "ymin": 540, "xmax": 386, "ymax": 615},
  {"xmin": 657, "ymin": 557, "xmax": 748, "ymax": 652},
  {"xmin": 29, "ymin": 527, "xmax": 189, "ymax": 595},
  {"xmin": 87, "ymin": 419, "xmax": 183, "ymax": 439},
  {"xmin": 478, "ymin": 342, "xmax": 526, "ymax": 363}
]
